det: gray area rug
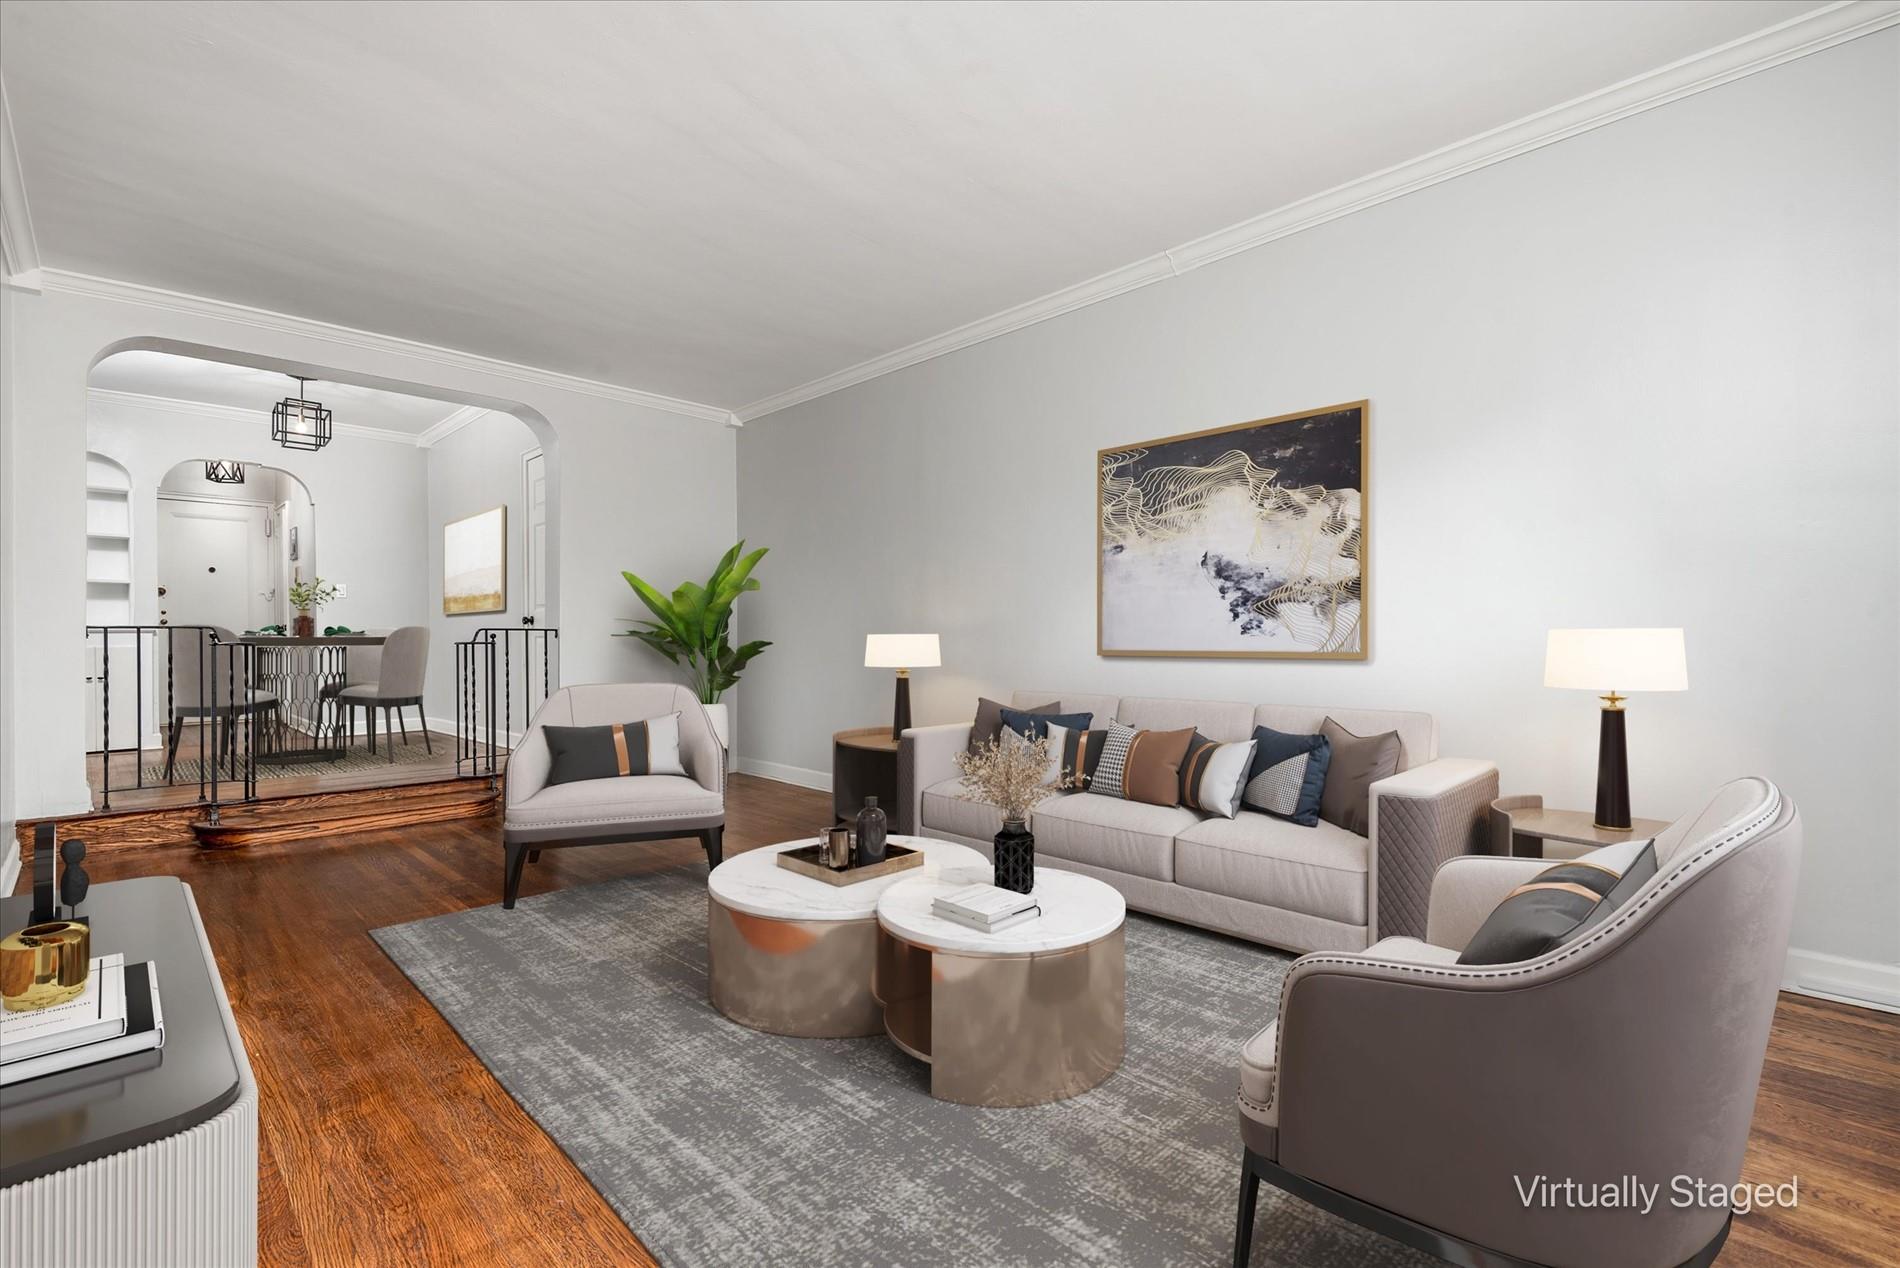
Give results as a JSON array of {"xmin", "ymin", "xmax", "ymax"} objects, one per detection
[{"xmin": 373, "ymin": 866, "xmax": 1433, "ymax": 1268}]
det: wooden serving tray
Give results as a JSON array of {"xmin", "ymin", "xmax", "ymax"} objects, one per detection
[{"xmin": 776, "ymin": 841, "xmax": 923, "ymax": 886}]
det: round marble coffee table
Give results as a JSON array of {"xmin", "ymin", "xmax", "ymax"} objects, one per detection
[
  {"xmin": 875, "ymin": 864, "xmax": 1126, "ymax": 1107},
  {"xmin": 706, "ymin": 835, "xmax": 986, "ymax": 1037}
]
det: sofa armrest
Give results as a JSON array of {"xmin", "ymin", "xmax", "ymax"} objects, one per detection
[
  {"xmin": 1423, "ymin": 855, "xmax": 1554, "ymax": 951},
  {"xmin": 504, "ymin": 726, "xmax": 552, "ymax": 814},
  {"xmin": 898, "ymin": 722, "xmax": 972, "ymax": 836},
  {"xmin": 1367, "ymin": 757, "xmax": 1498, "ymax": 943}
]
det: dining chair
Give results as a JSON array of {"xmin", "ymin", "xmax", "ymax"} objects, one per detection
[
  {"xmin": 338, "ymin": 625, "xmax": 431, "ymax": 760},
  {"xmin": 162, "ymin": 626, "xmax": 280, "ymax": 780}
]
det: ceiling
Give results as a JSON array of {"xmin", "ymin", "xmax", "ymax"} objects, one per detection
[
  {"xmin": 3, "ymin": 1, "xmax": 1827, "ymax": 412},
  {"xmin": 90, "ymin": 349, "xmax": 470, "ymax": 436}
]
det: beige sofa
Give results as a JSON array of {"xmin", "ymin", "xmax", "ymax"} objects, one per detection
[{"xmin": 898, "ymin": 691, "xmax": 1497, "ymax": 953}]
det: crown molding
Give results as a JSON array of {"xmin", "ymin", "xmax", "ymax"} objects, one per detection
[
  {"xmin": 416, "ymin": 404, "xmax": 490, "ymax": 449},
  {"xmin": 88, "ymin": 386, "xmax": 424, "ymax": 447},
  {"xmin": 734, "ymin": 0, "xmax": 1900, "ymax": 423},
  {"xmin": 37, "ymin": 269, "xmax": 740, "ymax": 426},
  {"xmin": 0, "ymin": 77, "xmax": 43, "ymax": 291}
]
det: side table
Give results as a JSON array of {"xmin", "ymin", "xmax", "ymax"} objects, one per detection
[
  {"xmin": 1490, "ymin": 795, "xmax": 1669, "ymax": 860},
  {"xmin": 833, "ymin": 727, "xmax": 904, "ymax": 831}
]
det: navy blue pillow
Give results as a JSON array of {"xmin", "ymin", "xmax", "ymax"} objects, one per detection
[
  {"xmin": 1241, "ymin": 727, "xmax": 1332, "ymax": 826},
  {"xmin": 997, "ymin": 706, "xmax": 1094, "ymax": 741}
]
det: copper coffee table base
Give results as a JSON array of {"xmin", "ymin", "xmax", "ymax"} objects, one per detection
[
  {"xmin": 706, "ymin": 899, "xmax": 885, "ymax": 1038},
  {"xmin": 873, "ymin": 925, "xmax": 1126, "ymax": 1107}
]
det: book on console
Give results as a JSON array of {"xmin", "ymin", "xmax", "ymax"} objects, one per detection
[
  {"xmin": 0, "ymin": 962, "xmax": 165, "ymax": 1086},
  {"xmin": 0, "ymin": 953, "xmax": 128, "ymax": 1064}
]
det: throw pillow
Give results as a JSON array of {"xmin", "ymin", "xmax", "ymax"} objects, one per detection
[
  {"xmin": 1241, "ymin": 727, "xmax": 1331, "ymax": 826},
  {"xmin": 543, "ymin": 713, "xmax": 686, "ymax": 785},
  {"xmin": 1051, "ymin": 723, "xmax": 1109, "ymax": 792},
  {"xmin": 1179, "ymin": 732, "xmax": 1258, "ymax": 819},
  {"xmin": 1457, "ymin": 840, "xmax": 1659, "ymax": 965},
  {"xmin": 1317, "ymin": 718, "xmax": 1401, "ymax": 837},
  {"xmin": 1000, "ymin": 721, "xmax": 1089, "ymax": 788},
  {"xmin": 997, "ymin": 706, "xmax": 1094, "ymax": 741},
  {"xmin": 1088, "ymin": 722, "xmax": 1194, "ymax": 807},
  {"xmin": 969, "ymin": 696, "xmax": 1059, "ymax": 755}
]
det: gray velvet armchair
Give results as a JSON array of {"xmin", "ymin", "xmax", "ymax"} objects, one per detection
[
  {"xmin": 501, "ymin": 682, "xmax": 726, "ymax": 908},
  {"xmin": 1234, "ymin": 776, "xmax": 1802, "ymax": 1268}
]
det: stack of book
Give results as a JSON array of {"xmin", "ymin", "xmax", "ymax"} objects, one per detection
[
  {"xmin": 933, "ymin": 884, "xmax": 1041, "ymax": 934},
  {"xmin": 0, "ymin": 953, "xmax": 166, "ymax": 1086}
]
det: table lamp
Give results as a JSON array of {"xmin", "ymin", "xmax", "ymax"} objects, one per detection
[
  {"xmin": 865, "ymin": 634, "xmax": 940, "ymax": 740},
  {"xmin": 1544, "ymin": 628, "xmax": 1687, "ymax": 830}
]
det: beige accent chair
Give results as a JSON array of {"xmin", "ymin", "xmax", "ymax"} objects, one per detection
[
  {"xmin": 501, "ymin": 683, "xmax": 725, "ymax": 908},
  {"xmin": 900, "ymin": 691, "xmax": 1499, "ymax": 953},
  {"xmin": 1233, "ymin": 777, "xmax": 1802, "ymax": 1268}
]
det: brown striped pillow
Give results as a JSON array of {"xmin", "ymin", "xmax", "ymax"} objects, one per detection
[
  {"xmin": 543, "ymin": 713, "xmax": 687, "ymax": 785},
  {"xmin": 1087, "ymin": 723, "xmax": 1194, "ymax": 807}
]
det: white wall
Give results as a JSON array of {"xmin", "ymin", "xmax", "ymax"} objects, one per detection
[
  {"xmin": 0, "ymin": 280, "xmax": 16, "ymax": 894},
  {"xmin": 422, "ymin": 409, "xmax": 543, "ymax": 727},
  {"xmin": 2, "ymin": 289, "xmax": 738, "ymax": 821},
  {"xmin": 89, "ymin": 397, "xmax": 430, "ymax": 635},
  {"xmin": 737, "ymin": 34, "xmax": 1900, "ymax": 968}
]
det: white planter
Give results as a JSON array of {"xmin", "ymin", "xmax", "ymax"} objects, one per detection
[{"xmin": 703, "ymin": 700, "xmax": 730, "ymax": 749}]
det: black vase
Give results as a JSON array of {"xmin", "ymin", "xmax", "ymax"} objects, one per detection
[
  {"xmin": 856, "ymin": 797, "xmax": 888, "ymax": 866},
  {"xmin": 993, "ymin": 819, "xmax": 1035, "ymax": 894}
]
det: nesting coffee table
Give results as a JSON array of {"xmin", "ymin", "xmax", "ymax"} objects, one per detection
[
  {"xmin": 706, "ymin": 835, "xmax": 985, "ymax": 1037},
  {"xmin": 875, "ymin": 865, "xmax": 1126, "ymax": 1107}
]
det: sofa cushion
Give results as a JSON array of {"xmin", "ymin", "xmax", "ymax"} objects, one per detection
[
  {"xmin": 1317, "ymin": 718, "xmax": 1401, "ymax": 836},
  {"xmin": 1362, "ymin": 936, "xmax": 1462, "ymax": 966},
  {"xmin": 1179, "ymin": 733, "xmax": 1255, "ymax": 818},
  {"xmin": 1117, "ymin": 696, "xmax": 1255, "ymax": 742},
  {"xmin": 998, "ymin": 706, "xmax": 1094, "ymax": 741},
  {"xmin": 506, "ymin": 774, "xmax": 722, "ymax": 833},
  {"xmin": 1253, "ymin": 704, "xmax": 1435, "ymax": 772},
  {"xmin": 1242, "ymin": 726, "xmax": 1330, "ymax": 826},
  {"xmin": 920, "ymin": 777, "xmax": 1058, "ymax": 842},
  {"xmin": 1088, "ymin": 723, "xmax": 1194, "ymax": 807},
  {"xmin": 970, "ymin": 696, "xmax": 1057, "ymax": 755},
  {"xmin": 1031, "ymin": 792, "xmax": 1203, "ymax": 882},
  {"xmin": 543, "ymin": 713, "xmax": 685, "ymax": 784},
  {"xmin": 1175, "ymin": 812, "xmax": 1369, "ymax": 925}
]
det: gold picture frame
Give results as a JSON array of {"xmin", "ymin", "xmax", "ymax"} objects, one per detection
[
  {"xmin": 1097, "ymin": 400, "xmax": 1368, "ymax": 660},
  {"xmin": 443, "ymin": 505, "xmax": 508, "ymax": 616}
]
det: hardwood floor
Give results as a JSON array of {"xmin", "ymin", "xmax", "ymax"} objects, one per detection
[{"xmin": 13, "ymin": 774, "xmax": 1896, "ymax": 1267}]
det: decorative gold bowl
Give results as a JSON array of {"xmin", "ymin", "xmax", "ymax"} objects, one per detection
[{"xmin": 1, "ymin": 920, "xmax": 92, "ymax": 1012}]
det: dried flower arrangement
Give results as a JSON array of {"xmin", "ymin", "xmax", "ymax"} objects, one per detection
[{"xmin": 953, "ymin": 733, "xmax": 1055, "ymax": 826}]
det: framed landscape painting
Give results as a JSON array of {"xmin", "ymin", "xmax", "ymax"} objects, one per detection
[
  {"xmin": 1098, "ymin": 401, "xmax": 1367, "ymax": 659},
  {"xmin": 443, "ymin": 506, "xmax": 507, "ymax": 615}
]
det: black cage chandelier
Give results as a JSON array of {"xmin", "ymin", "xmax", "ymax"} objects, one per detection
[
  {"xmin": 271, "ymin": 376, "xmax": 332, "ymax": 451},
  {"xmin": 204, "ymin": 459, "xmax": 245, "ymax": 484}
]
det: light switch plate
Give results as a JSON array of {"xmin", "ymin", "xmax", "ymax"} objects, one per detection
[{"xmin": 334, "ymin": 583, "xmax": 348, "ymax": 598}]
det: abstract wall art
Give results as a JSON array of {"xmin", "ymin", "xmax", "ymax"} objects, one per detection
[
  {"xmin": 1098, "ymin": 401, "xmax": 1367, "ymax": 659},
  {"xmin": 443, "ymin": 505, "xmax": 507, "ymax": 616}
]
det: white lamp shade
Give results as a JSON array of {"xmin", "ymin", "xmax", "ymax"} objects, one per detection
[
  {"xmin": 1544, "ymin": 628, "xmax": 1688, "ymax": 693},
  {"xmin": 865, "ymin": 633, "xmax": 941, "ymax": 669}
]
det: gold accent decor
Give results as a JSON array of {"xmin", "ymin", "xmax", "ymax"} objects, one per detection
[
  {"xmin": 1, "ymin": 920, "xmax": 92, "ymax": 1013},
  {"xmin": 776, "ymin": 842, "xmax": 924, "ymax": 886}
]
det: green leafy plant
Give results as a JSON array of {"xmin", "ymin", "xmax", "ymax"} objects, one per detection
[
  {"xmin": 619, "ymin": 541, "xmax": 771, "ymax": 704},
  {"xmin": 287, "ymin": 577, "xmax": 338, "ymax": 612}
]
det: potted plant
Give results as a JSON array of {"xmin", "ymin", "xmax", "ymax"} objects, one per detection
[
  {"xmin": 618, "ymin": 541, "xmax": 770, "ymax": 747},
  {"xmin": 286, "ymin": 577, "xmax": 338, "ymax": 639},
  {"xmin": 954, "ymin": 733, "xmax": 1056, "ymax": 893}
]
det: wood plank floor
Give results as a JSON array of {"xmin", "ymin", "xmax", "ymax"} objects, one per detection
[{"xmin": 14, "ymin": 774, "xmax": 1896, "ymax": 1267}]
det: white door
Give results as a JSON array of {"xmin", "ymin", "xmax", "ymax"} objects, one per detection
[
  {"xmin": 523, "ymin": 449, "xmax": 548, "ymax": 626},
  {"xmin": 272, "ymin": 502, "xmax": 290, "ymax": 626},
  {"xmin": 157, "ymin": 497, "xmax": 272, "ymax": 632}
]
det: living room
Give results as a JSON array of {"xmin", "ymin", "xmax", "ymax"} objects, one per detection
[{"xmin": 1, "ymin": 4, "xmax": 1895, "ymax": 1268}]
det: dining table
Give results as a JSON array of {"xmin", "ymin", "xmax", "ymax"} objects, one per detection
[{"xmin": 235, "ymin": 632, "xmax": 386, "ymax": 764}]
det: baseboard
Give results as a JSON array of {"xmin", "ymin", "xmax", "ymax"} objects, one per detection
[
  {"xmin": 1783, "ymin": 947, "xmax": 1900, "ymax": 1014},
  {"xmin": 423, "ymin": 716, "xmax": 523, "ymax": 749},
  {"xmin": 734, "ymin": 756, "xmax": 831, "ymax": 792}
]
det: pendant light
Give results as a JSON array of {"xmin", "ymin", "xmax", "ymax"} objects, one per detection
[
  {"xmin": 204, "ymin": 459, "xmax": 245, "ymax": 484},
  {"xmin": 271, "ymin": 376, "xmax": 332, "ymax": 451}
]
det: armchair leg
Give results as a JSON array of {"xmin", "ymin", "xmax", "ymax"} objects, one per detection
[
  {"xmin": 503, "ymin": 842, "xmax": 528, "ymax": 909},
  {"xmin": 1233, "ymin": 1151, "xmax": 1260, "ymax": 1268},
  {"xmin": 699, "ymin": 825, "xmax": 724, "ymax": 868}
]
